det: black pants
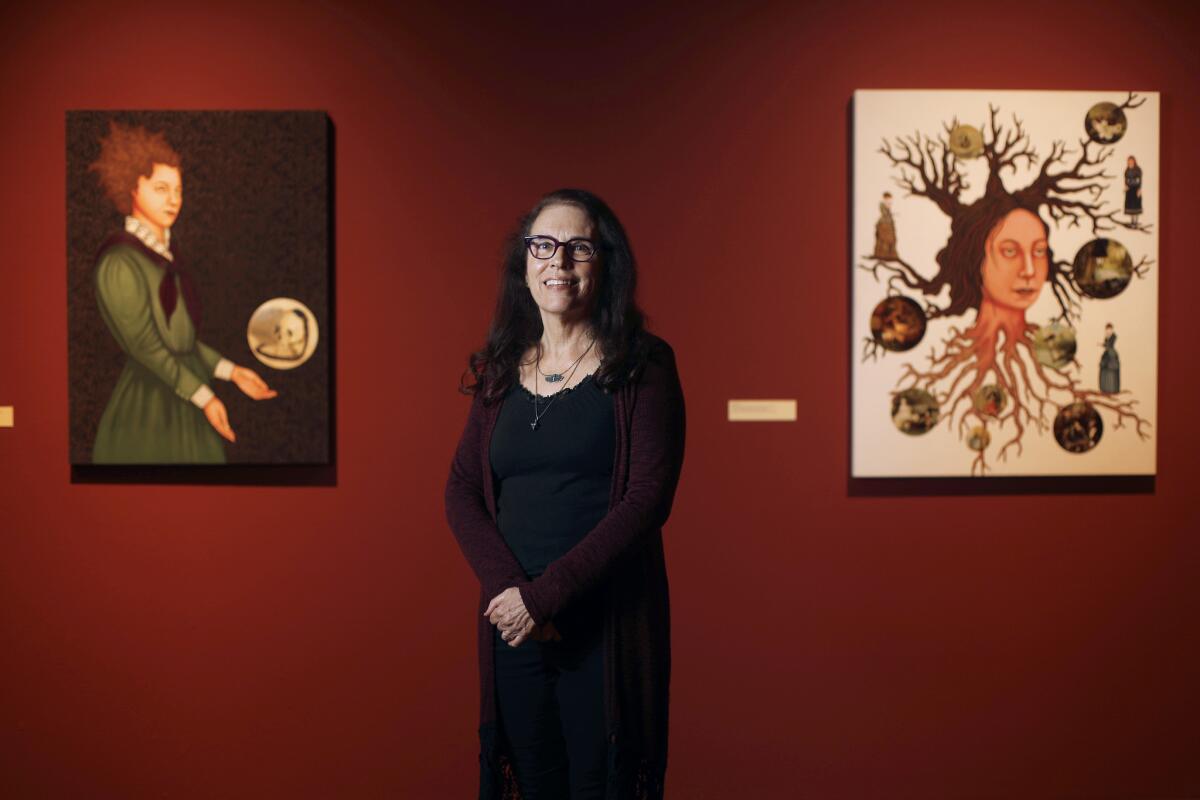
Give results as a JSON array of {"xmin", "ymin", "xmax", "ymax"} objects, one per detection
[{"xmin": 493, "ymin": 597, "xmax": 607, "ymax": 799}]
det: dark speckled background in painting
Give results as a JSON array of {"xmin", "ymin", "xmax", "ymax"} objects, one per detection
[{"xmin": 66, "ymin": 111, "xmax": 330, "ymax": 464}]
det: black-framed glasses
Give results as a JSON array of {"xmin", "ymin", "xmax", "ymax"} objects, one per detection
[{"xmin": 524, "ymin": 235, "xmax": 599, "ymax": 262}]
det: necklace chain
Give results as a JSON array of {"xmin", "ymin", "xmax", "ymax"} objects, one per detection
[
  {"xmin": 531, "ymin": 336, "xmax": 596, "ymax": 431},
  {"xmin": 536, "ymin": 340, "xmax": 591, "ymax": 383}
]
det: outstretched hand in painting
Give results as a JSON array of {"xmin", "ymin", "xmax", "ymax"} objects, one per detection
[
  {"xmin": 203, "ymin": 366, "xmax": 278, "ymax": 443},
  {"xmin": 232, "ymin": 364, "xmax": 278, "ymax": 400}
]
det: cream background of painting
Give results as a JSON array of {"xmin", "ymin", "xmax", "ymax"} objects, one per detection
[{"xmin": 852, "ymin": 90, "xmax": 1159, "ymax": 477}]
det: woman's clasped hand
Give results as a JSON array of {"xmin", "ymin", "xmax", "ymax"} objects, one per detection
[{"xmin": 485, "ymin": 586, "xmax": 561, "ymax": 646}]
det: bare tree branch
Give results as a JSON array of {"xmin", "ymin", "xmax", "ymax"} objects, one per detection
[
  {"xmin": 1117, "ymin": 91, "xmax": 1146, "ymax": 111},
  {"xmin": 878, "ymin": 129, "xmax": 965, "ymax": 217},
  {"xmin": 1048, "ymin": 260, "xmax": 1083, "ymax": 321},
  {"xmin": 1015, "ymin": 137, "xmax": 1152, "ymax": 237}
]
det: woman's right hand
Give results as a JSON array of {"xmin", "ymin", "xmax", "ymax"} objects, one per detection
[{"xmin": 203, "ymin": 397, "xmax": 237, "ymax": 443}]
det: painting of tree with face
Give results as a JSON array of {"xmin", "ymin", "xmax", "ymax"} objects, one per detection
[{"xmin": 851, "ymin": 91, "xmax": 1159, "ymax": 478}]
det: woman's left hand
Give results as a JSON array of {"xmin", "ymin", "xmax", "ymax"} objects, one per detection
[
  {"xmin": 485, "ymin": 587, "xmax": 535, "ymax": 647},
  {"xmin": 232, "ymin": 366, "xmax": 279, "ymax": 400}
]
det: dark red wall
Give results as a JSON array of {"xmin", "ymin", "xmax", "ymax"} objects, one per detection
[{"xmin": 2, "ymin": 1, "xmax": 1197, "ymax": 796}]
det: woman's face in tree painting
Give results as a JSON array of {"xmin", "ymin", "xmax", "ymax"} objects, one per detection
[
  {"xmin": 980, "ymin": 208, "xmax": 1048, "ymax": 311},
  {"xmin": 131, "ymin": 163, "xmax": 182, "ymax": 231}
]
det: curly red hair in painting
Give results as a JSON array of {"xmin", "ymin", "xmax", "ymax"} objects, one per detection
[{"xmin": 88, "ymin": 121, "xmax": 181, "ymax": 215}]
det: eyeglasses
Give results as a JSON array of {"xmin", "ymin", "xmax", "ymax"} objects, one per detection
[{"xmin": 524, "ymin": 235, "xmax": 599, "ymax": 263}]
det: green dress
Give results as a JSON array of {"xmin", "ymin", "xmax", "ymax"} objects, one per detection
[{"xmin": 92, "ymin": 239, "xmax": 226, "ymax": 464}]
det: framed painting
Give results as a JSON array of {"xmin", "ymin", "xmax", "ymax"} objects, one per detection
[
  {"xmin": 67, "ymin": 111, "xmax": 331, "ymax": 465},
  {"xmin": 851, "ymin": 90, "xmax": 1158, "ymax": 477}
]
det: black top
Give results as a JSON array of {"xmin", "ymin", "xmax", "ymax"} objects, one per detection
[{"xmin": 489, "ymin": 373, "xmax": 615, "ymax": 580}]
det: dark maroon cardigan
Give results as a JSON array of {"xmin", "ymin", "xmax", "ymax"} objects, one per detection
[{"xmin": 445, "ymin": 333, "xmax": 686, "ymax": 800}]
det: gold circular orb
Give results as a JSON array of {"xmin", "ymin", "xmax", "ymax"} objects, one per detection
[
  {"xmin": 948, "ymin": 124, "xmax": 984, "ymax": 159},
  {"xmin": 967, "ymin": 425, "xmax": 990, "ymax": 451},
  {"xmin": 870, "ymin": 296, "xmax": 927, "ymax": 353},
  {"xmin": 1032, "ymin": 321, "xmax": 1077, "ymax": 370},
  {"xmin": 247, "ymin": 297, "xmax": 320, "ymax": 370},
  {"xmin": 1054, "ymin": 401, "xmax": 1103, "ymax": 454},
  {"xmin": 890, "ymin": 388, "xmax": 940, "ymax": 435},
  {"xmin": 1084, "ymin": 102, "xmax": 1127, "ymax": 144},
  {"xmin": 971, "ymin": 384, "xmax": 1008, "ymax": 417},
  {"xmin": 1072, "ymin": 238, "xmax": 1134, "ymax": 299}
]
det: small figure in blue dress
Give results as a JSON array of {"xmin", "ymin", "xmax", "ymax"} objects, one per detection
[
  {"xmin": 1099, "ymin": 323, "xmax": 1120, "ymax": 393},
  {"xmin": 1124, "ymin": 155, "xmax": 1143, "ymax": 229}
]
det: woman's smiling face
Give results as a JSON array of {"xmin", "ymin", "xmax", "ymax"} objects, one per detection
[
  {"xmin": 131, "ymin": 163, "xmax": 182, "ymax": 232},
  {"xmin": 980, "ymin": 208, "xmax": 1049, "ymax": 311},
  {"xmin": 525, "ymin": 203, "xmax": 600, "ymax": 320}
]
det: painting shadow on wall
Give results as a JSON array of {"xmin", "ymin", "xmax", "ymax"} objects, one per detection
[{"xmin": 847, "ymin": 474, "xmax": 1155, "ymax": 498}]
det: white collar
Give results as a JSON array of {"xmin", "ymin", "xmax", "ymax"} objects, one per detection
[{"xmin": 124, "ymin": 216, "xmax": 173, "ymax": 262}]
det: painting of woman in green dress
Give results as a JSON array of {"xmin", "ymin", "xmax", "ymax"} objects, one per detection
[{"xmin": 87, "ymin": 122, "xmax": 277, "ymax": 463}]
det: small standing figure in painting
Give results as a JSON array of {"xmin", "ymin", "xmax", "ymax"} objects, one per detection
[
  {"xmin": 88, "ymin": 122, "xmax": 277, "ymax": 463},
  {"xmin": 1124, "ymin": 155, "xmax": 1143, "ymax": 229},
  {"xmin": 1099, "ymin": 323, "xmax": 1120, "ymax": 393},
  {"xmin": 873, "ymin": 191, "xmax": 898, "ymax": 259}
]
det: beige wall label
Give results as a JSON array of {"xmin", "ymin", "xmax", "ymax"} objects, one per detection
[
  {"xmin": 0, "ymin": 406, "xmax": 13, "ymax": 427},
  {"xmin": 727, "ymin": 399, "xmax": 796, "ymax": 422}
]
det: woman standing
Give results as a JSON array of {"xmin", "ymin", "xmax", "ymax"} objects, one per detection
[
  {"xmin": 873, "ymin": 191, "xmax": 898, "ymax": 259},
  {"xmin": 445, "ymin": 189, "xmax": 685, "ymax": 799},
  {"xmin": 1099, "ymin": 323, "xmax": 1121, "ymax": 393},
  {"xmin": 1124, "ymin": 155, "xmax": 1143, "ymax": 228},
  {"xmin": 88, "ymin": 122, "xmax": 276, "ymax": 463}
]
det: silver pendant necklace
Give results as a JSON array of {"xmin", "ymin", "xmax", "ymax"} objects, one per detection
[
  {"xmin": 536, "ymin": 337, "xmax": 593, "ymax": 383},
  {"xmin": 531, "ymin": 336, "xmax": 596, "ymax": 430}
]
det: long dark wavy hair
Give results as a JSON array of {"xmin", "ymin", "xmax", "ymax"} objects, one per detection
[
  {"xmin": 932, "ymin": 193, "xmax": 1061, "ymax": 319},
  {"xmin": 461, "ymin": 188, "xmax": 650, "ymax": 405}
]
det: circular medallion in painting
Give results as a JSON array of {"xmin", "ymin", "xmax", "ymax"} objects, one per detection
[
  {"xmin": 1032, "ymin": 321, "xmax": 1077, "ymax": 369},
  {"xmin": 1072, "ymin": 238, "xmax": 1133, "ymax": 299},
  {"xmin": 1053, "ymin": 401, "xmax": 1103, "ymax": 454},
  {"xmin": 247, "ymin": 297, "xmax": 320, "ymax": 370},
  {"xmin": 948, "ymin": 124, "xmax": 984, "ymax": 159},
  {"xmin": 870, "ymin": 296, "xmax": 926, "ymax": 353},
  {"xmin": 890, "ymin": 388, "xmax": 940, "ymax": 435},
  {"xmin": 1084, "ymin": 102, "xmax": 1127, "ymax": 144},
  {"xmin": 967, "ymin": 425, "xmax": 990, "ymax": 451},
  {"xmin": 971, "ymin": 384, "xmax": 1008, "ymax": 417}
]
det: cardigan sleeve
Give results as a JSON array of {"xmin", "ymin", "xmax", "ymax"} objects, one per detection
[
  {"xmin": 517, "ymin": 339, "xmax": 686, "ymax": 626},
  {"xmin": 444, "ymin": 391, "xmax": 532, "ymax": 601}
]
